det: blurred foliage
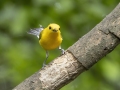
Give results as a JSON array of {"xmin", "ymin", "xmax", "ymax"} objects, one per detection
[{"xmin": 0, "ymin": 0, "xmax": 120, "ymax": 90}]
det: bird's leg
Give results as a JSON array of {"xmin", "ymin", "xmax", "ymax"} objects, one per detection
[
  {"xmin": 59, "ymin": 46, "xmax": 65, "ymax": 55},
  {"xmin": 43, "ymin": 51, "xmax": 49, "ymax": 67}
]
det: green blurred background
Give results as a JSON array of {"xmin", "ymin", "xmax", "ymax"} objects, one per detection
[{"xmin": 0, "ymin": 0, "xmax": 120, "ymax": 90}]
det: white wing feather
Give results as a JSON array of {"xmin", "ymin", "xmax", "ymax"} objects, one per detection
[{"xmin": 27, "ymin": 25, "xmax": 44, "ymax": 38}]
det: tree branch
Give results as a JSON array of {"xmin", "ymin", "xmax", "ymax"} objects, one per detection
[{"xmin": 13, "ymin": 3, "xmax": 120, "ymax": 90}]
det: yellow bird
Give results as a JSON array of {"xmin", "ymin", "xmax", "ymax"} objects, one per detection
[{"xmin": 28, "ymin": 23, "xmax": 64, "ymax": 67}]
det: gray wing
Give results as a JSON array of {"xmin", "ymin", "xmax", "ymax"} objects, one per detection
[{"xmin": 27, "ymin": 25, "xmax": 44, "ymax": 38}]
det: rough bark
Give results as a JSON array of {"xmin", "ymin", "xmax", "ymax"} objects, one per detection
[{"xmin": 13, "ymin": 3, "xmax": 120, "ymax": 90}]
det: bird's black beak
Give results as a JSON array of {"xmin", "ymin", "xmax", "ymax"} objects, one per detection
[{"xmin": 53, "ymin": 29, "xmax": 58, "ymax": 32}]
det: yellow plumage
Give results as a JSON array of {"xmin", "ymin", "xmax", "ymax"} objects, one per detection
[
  {"xmin": 39, "ymin": 23, "xmax": 62, "ymax": 50},
  {"xmin": 28, "ymin": 23, "xmax": 64, "ymax": 67}
]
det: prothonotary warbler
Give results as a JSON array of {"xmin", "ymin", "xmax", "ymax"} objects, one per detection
[{"xmin": 28, "ymin": 23, "xmax": 65, "ymax": 67}]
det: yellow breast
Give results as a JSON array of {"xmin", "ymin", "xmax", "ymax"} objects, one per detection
[{"xmin": 39, "ymin": 28, "xmax": 62, "ymax": 50}]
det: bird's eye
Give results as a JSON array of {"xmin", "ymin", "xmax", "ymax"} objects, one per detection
[
  {"xmin": 59, "ymin": 28, "xmax": 60, "ymax": 30},
  {"xmin": 49, "ymin": 26, "xmax": 51, "ymax": 29}
]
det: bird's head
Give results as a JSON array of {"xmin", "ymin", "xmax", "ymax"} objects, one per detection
[{"xmin": 47, "ymin": 23, "xmax": 60, "ymax": 33}]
